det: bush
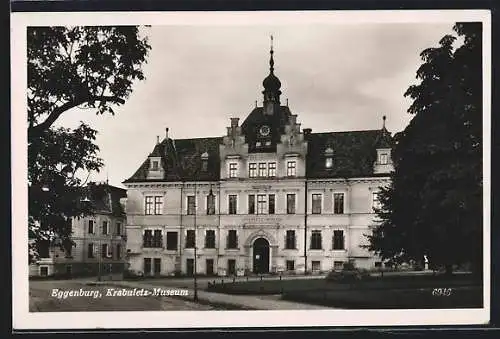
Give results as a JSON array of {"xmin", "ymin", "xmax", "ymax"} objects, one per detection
[
  {"xmin": 325, "ymin": 265, "xmax": 371, "ymax": 283},
  {"xmin": 123, "ymin": 269, "xmax": 144, "ymax": 280}
]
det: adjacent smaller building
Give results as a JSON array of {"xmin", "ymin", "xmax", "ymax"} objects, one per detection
[{"xmin": 29, "ymin": 182, "xmax": 127, "ymax": 278}]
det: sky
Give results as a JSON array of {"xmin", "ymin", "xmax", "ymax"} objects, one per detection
[{"xmin": 54, "ymin": 22, "xmax": 456, "ymax": 188}]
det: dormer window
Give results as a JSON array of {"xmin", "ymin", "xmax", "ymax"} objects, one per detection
[
  {"xmin": 325, "ymin": 157, "xmax": 333, "ymax": 168},
  {"xmin": 324, "ymin": 147, "xmax": 334, "ymax": 169},
  {"xmin": 151, "ymin": 160, "xmax": 159, "ymax": 171},
  {"xmin": 379, "ymin": 153, "xmax": 388, "ymax": 165},
  {"xmin": 265, "ymin": 141, "xmax": 271, "ymax": 146},
  {"xmin": 256, "ymin": 141, "xmax": 262, "ymax": 147},
  {"xmin": 201, "ymin": 152, "xmax": 209, "ymax": 171}
]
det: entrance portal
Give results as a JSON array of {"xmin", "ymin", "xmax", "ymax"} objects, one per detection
[{"xmin": 253, "ymin": 238, "xmax": 270, "ymax": 274}]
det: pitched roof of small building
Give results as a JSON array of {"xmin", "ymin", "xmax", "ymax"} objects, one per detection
[{"xmin": 84, "ymin": 182, "xmax": 127, "ymax": 217}]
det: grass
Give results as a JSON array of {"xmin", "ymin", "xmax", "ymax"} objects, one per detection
[
  {"xmin": 282, "ymin": 286, "xmax": 483, "ymax": 309},
  {"xmin": 205, "ymin": 273, "xmax": 480, "ymax": 295},
  {"xmin": 206, "ymin": 273, "xmax": 483, "ymax": 309}
]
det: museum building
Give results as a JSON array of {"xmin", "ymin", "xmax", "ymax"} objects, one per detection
[{"xmin": 123, "ymin": 43, "xmax": 394, "ymax": 276}]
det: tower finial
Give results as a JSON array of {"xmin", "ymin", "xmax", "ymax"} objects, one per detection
[
  {"xmin": 382, "ymin": 115, "xmax": 387, "ymax": 129},
  {"xmin": 269, "ymin": 35, "xmax": 274, "ymax": 73}
]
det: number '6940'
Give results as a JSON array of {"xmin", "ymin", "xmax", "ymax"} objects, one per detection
[{"xmin": 432, "ymin": 288, "xmax": 452, "ymax": 296}]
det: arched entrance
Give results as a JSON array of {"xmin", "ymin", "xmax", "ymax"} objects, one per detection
[{"xmin": 253, "ymin": 238, "xmax": 270, "ymax": 274}]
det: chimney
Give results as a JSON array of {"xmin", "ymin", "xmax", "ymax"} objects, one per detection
[
  {"xmin": 230, "ymin": 117, "xmax": 239, "ymax": 128},
  {"xmin": 156, "ymin": 136, "xmax": 160, "ymax": 144},
  {"xmin": 165, "ymin": 127, "xmax": 169, "ymax": 139},
  {"xmin": 303, "ymin": 128, "xmax": 312, "ymax": 139}
]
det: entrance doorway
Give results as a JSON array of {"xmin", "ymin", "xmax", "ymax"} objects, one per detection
[
  {"xmin": 186, "ymin": 258, "xmax": 194, "ymax": 276},
  {"xmin": 252, "ymin": 238, "xmax": 270, "ymax": 274},
  {"xmin": 206, "ymin": 259, "xmax": 214, "ymax": 276}
]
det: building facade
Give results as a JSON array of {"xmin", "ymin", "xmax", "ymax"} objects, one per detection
[
  {"xmin": 29, "ymin": 182, "xmax": 127, "ymax": 278},
  {"xmin": 123, "ymin": 44, "xmax": 394, "ymax": 276}
]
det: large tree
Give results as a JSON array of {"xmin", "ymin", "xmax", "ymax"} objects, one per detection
[
  {"xmin": 366, "ymin": 23, "xmax": 482, "ymax": 276},
  {"xmin": 28, "ymin": 26, "xmax": 151, "ymax": 261}
]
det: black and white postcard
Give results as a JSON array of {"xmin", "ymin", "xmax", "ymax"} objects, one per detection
[{"xmin": 11, "ymin": 9, "xmax": 491, "ymax": 330}]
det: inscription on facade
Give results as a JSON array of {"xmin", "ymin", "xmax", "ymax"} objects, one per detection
[{"xmin": 244, "ymin": 216, "xmax": 282, "ymax": 224}]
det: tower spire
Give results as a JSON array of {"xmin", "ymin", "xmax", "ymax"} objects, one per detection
[{"xmin": 269, "ymin": 35, "xmax": 274, "ymax": 73}]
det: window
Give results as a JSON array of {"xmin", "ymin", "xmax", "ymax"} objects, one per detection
[
  {"xmin": 268, "ymin": 162, "xmax": 276, "ymax": 177},
  {"xmin": 153, "ymin": 230, "xmax": 163, "ymax": 248},
  {"xmin": 249, "ymin": 163, "xmax": 257, "ymax": 178},
  {"xmin": 116, "ymin": 222, "xmax": 121, "ymax": 235},
  {"xmin": 187, "ymin": 196, "xmax": 196, "ymax": 215},
  {"xmin": 228, "ymin": 195, "xmax": 237, "ymax": 215},
  {"xmin": 333, "ymin": 193, "xmax": 344, "ymax": 214},
  {"xmin": 185, "ymin": 230, "xmax": 195, "ymax": 248},
  {"xmin": 312, "ymin": 194, "xmax": 322, "ymax": 214},
  {"xmin": 379, "ymin": 153, "xmax": 388, "ymax": 165},
  {"xmin": 310, "ymin": 230, "xmax": 322, "ymax": 250},
  {"xmin": 87, "ymin": 243, "xmax": 94, "ymax": 258},
  {"xmin": 40, "ymin": 266, "xmax": 48, "ymax": 276},
  {"xmin": 372, "ymin": 192, "xmax": 381, "ymax": 210},
  {"xmin": 166, "ymin": 232, "xmax": 178, "ymax": 250},
  {"xmin": 312, "ymin": 261, "xmax": 321, "ymax": 272},
  {"xmin": 143, "ymin": 230, "xmax": 162, "ymax": 248},
  {"xmin": 286, "ymin": 260, "xmax": 295, "ymax": 271},
  {"xmin": 268, "ymin": 194, "xmax": 275, "ymax": 214},
  {"xmin": 102, "ymin": 244, "xmax": 109, "ymax": 258},
  {"xmin": 144, "ymin": 258, "xmax": 152, "ymax": 276},
  {"xmin": 286, "ymin": 161, "xmax": 296, "ymax": 177},
  {"xmin": 229, "ymin": 162, "xmax": 238, "ymax": 178},
  {"xmin": 265, "ymin": 140, "xmax": 271, "ymax": 146},
  {"xmin": 227, "ymin": 259, "xmax": 236, "ymax": 275},
  {"xmin": 206, "ymin": 194, "xmax": 215, "ymax": 215},
  {"xmin": 154, "ymin": 196, "xmax": 163, "ymax": 215},
  {"xmin": 248, "ymin": 194, "xmax": 255, "ymax": 214},
  {"xmin": 285, "ymin": 230, "xmax": 296, "ymax": 249},
  {"xmin": 154, "ymin": 258, "xmax": 161, "ymax": 275},
  {"xmin": 325, "ymin": 157, "xmax": 333, "ymax": 168},
  {"xmin": 205, "ymin": 230, "xmax": 216, "ymax": 248},
  {"xmin": 286, "ymin": 194, "xmax": 296, "ymax": 214},
  {"xmin": 202, "ymin": 159, "xmax": 208, "ymax": 172},
  {"xmin": 145, "ymin": 196, "xmax": 154, "ymax": 215},
  {"xmin": 102, "ymin": 221, "xmax": 108, "ymax": 235},
  {"xmin": 258, "ymin": 163, "xmax": 267, "ymax": 177},
  {"xmin": 88, "ymin": 220, "xmax": 94, "ymax": 234},
  {"xmin": 145, "ymin": 196, "xmax": 162, "ymax": 215},
  {"xmin": 227, "ymin": 230, "xmax": 238, "ymax": 249},
  {"xmin": 334, "ymin": 261, "xmax": 344, "ymax": 270},
  {"xmin": 116, "ymin": 244, "xmax": 121, "ymax": 259},
  {"xmin": 333, "ymin": 230, "xmax": 345, "ymax": 250},
  {"xmin": 256, "ymin": 141, "xmax": 262, "ymax": 147},
  {"xmin": 257, "ymin": 194, "xmax": 267, "ymax": 214},
  {"xmin": 152, "ymin": 160, "xmax": 159, "ymax": 171}
]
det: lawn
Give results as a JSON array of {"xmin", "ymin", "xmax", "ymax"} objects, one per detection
[
  {"xmin": 205, "ymin": 273, "xmax": 483, "ymax": 309},
  {"xmin": 205, "ymin": 273, "xmax": 480, "ymax": 295},
  {"xmin": 282, "ymin": 286, "xmax": 483, "ymax": 309}
]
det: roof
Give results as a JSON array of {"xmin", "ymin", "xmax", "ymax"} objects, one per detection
[
  {"xmin": 125, "ymin": 126, "xmax": 393, "ymax": 183},
  {"xmin": 84, "ymin": 183, "xmax": 127, "ymax": 217},
  {"xmin": 124, "ymin": 137, "xmax": 223, "ymax": 183},
  {"xmin": 305, "ymin": 129, "xmax": 388, "ymax": 179},
  {"xmin": 241, "ymin": 105, "xmax": 292, "ymax": 153}
]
